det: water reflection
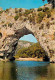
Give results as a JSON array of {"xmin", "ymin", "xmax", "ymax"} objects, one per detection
[
  {"xmin": 16, "ymin": 61, "xmax": 49, "ymax": 80},
  {"xmin": 0, "ymin": 61, "xmax": 55, "ymax": 80},
  {"xmin": 0, "ymin": 61, "xmax": 17, "ymax": 80}
]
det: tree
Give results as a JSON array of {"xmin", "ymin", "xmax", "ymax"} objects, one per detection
[{"xmin": 42, "ymin": 0, "xmax": 55, "ymax": 8}]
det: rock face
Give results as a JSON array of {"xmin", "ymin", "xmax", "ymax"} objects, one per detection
[
  {"xmin": 47, "ymin": 0, "xmax": 55, "ymax": 8},
  {"xmin": 17, "ymin": 40, "xmax": 34, "ymax": 49},
  {"xmin": 0, "ymin": 4, "xmax": 55, "ymax": 62}
]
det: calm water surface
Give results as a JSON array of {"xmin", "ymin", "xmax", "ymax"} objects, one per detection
[{"xmin": 0, "ymin": 61, "xmax": 55, "ymax": 80}]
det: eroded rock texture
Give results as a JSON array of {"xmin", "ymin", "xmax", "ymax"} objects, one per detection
[{"xmin": 0, "ymin": 4, "xmax": 55, "ymax": 62}]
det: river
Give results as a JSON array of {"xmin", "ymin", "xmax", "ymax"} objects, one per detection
[{"xmin": 0, "ymin": 61, "xmax": 55, "ymax": 80}]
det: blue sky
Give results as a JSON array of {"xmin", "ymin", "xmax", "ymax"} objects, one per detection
[
  {"xmin": 0, "ymin": 0, "xmax": 47, "ymax": 10},
  {"xmin": 19, "ymin": 34, "xmax": 37, "ymax": 43}
]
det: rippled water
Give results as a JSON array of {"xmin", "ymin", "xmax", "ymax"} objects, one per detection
[{"xmin": 0, "ymin": 61, "xmax": 55, "ymax": 80}]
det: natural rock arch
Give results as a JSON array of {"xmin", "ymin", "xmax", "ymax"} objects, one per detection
[
  {"xmin": 0, "ymin": 20, "xmax": 54, "ymax": 61},
  {"xmin": 0, "ymin": 5, "xmax": 55, "ymax": 62}
]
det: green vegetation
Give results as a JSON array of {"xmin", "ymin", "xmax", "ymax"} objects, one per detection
[
  {"xmin": 0, "ymin": 10, "xmax": 3, "ymax": 14},
  {"xmin": 5, "ymin": 9, "xmax": 9, "ymax": 13},
  {"xmin": 43, "ymin": 7, "xmax": 49, "ymax": 12},
  {"xmin": 38, "ymin": 12, "xmax": 45, "ymax": 18},
  {"xmin": 37, "ymin": 12, "xmax": 45, "ymax": 23},
  {"xmin": 37, "ymin": 7, "xmax": 43, "ymax": 11},
  {"xmin": 37, "ymin": 7, "xmax": 51, "ymax": 23},
  {"xmin": 37, "ymin": 7, "xmax": 50, "ymax": 12},
  {"xmin": 24, "ymin": 10, "xmax": 33, "ymax": 16},
  {"xmin": 14, "ymin": 6, "xmax": 52, "ymax": 23},
  {"xmin": 15, "ymin": 42, "xmax": 46, "ymax": 58},
  {"xmin": 8, "ymin": 23, "xmax": 13, "ymax": 27},
  {"xmin": 28, "ymin": 15, "xmax": 35, "ymax": 23},
  {"xmin": 46, "ymin": 10, "xmax": 51, "ymax": 18},
  {"xmin": 14, "ymin": 15, "xmax": 19, "ymax": 21},
  {"xmin": 2, "ymin": 24, "xmax": 7, "ymax": 27}
]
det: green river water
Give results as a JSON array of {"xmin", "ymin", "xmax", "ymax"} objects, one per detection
[{"xmin": 0, "ymin": 61, "xmax": 55, "ymax": 80}]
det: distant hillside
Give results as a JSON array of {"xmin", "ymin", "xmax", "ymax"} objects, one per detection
[
  {"xmin": 15, "ymin": 42, "xmax": 46, "ymax": 59},
  {"xmin": 15, "ymin": 40, "xmax": 35, "ymax": 54},
  {"xmin": 17, "ymin": 40, "xmax": 35, "ymax": 49}
]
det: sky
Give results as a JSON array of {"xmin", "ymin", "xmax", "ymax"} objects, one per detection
[
  {"xmin": 0, "ymin": 0, "xmax": 47, "ymax": 10},
  {"xmin": 19, "ymin": 34, "xmax": 37, "ymax": 43}
]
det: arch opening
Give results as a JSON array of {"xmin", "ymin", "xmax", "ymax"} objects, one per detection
[
  {"xmin": 15, "ymin": 33, "xmax": 49, "ymax": 62},
  {"xmin": 0, "ymin": 27, "xmax": 50, "ymax": 62},
  {"xmin": 19, "ymin": 34, "xmax": 37, "ymax": 43}
]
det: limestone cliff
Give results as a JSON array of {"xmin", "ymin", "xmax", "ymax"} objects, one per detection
[
  {"xmin": 17, "ymin": 40, "xmax": 34, "ymax": 49},
  {"xmin": 0, "ymin": 4, "xmax": 55, "ymax": 62}
]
